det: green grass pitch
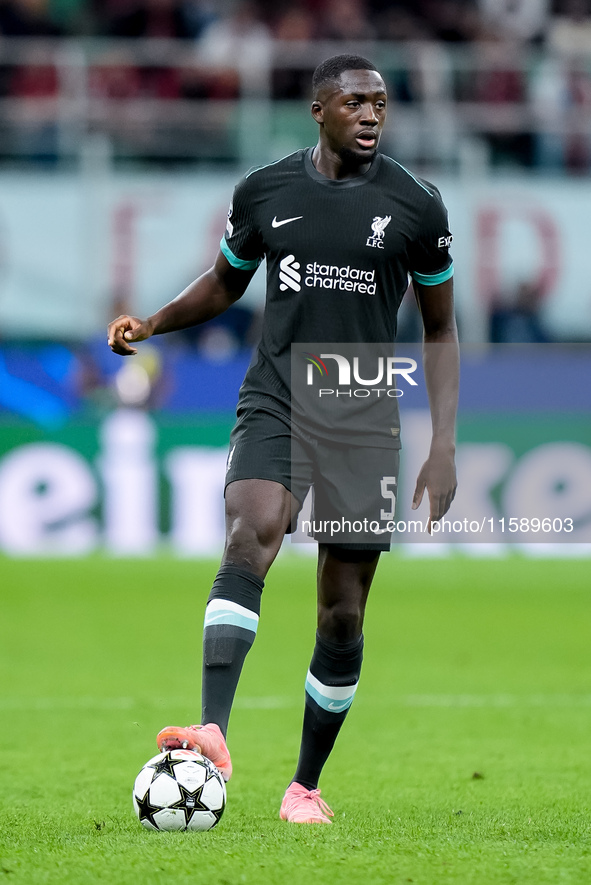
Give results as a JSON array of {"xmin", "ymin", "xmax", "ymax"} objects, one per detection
[{"xmin": 0, "ymin": 554, "xmax": 590, "ymax": 885}]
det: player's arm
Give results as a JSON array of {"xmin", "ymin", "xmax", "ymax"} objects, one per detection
[
  {"xmin": 107, "ymin": 251, "xmax": 256, "ymax": 356},
  {"xmin": 411, "ymin": 277, "xmax": 459, "ymax": 530}
]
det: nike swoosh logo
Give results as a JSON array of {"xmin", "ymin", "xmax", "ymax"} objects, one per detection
[
  {"xmin": 327, "ymin": 701, "xmax": 349, "ymax": 712},
  {"xmin": 272, "ymin": 216, "xmax": 303, "ymax": 228}
]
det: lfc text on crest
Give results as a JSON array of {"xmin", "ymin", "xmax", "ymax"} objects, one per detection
[{"xmin": 366, "ymin": 215, "xmax": 391, "ymax": 249}]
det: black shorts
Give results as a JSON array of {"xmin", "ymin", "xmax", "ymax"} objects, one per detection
[{"xmin": 225, "ymin": 405, "xmax": 400, "ymax": 551}]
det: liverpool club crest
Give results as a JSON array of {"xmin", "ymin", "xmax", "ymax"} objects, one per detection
[{"xmin": 366, "ymin": 215, "xmax": 391, "ymax": 249}]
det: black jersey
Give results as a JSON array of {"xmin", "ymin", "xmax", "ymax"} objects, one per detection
[{"xmin": 221, "ymin": 148, "xmax": 453, "ymax": 445}]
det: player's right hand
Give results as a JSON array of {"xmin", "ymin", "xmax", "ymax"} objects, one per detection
[{"xmin": 107, "ymin": 314, "xmax": 154, "ymax": 356}]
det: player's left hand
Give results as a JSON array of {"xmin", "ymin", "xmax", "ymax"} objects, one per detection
[{"xmin": 411, "ymin": 445, "xmax": 457, "ymax": 534}]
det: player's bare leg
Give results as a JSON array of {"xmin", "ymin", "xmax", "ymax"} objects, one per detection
[
  {"xmin": 315, "ymin": 544, "xmax": 379, "ymax": 641},
  {"xmin": 158, "ymin": 479, "xmax": 299, "ymax": 779},
  {"xmin": 221, "ymin": 478, "xmax": 297, "ymax": 578},
  {"xmin": 281, "ymin": 545, "xmax": 380, "ymax": 823}
]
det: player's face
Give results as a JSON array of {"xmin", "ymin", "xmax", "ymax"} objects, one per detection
[{"xmin": 312, "ymin": 70, "xmax": 387, "ymax": 165}]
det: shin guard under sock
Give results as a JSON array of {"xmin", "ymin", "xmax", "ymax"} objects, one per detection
[
  {"xmin": 293, "ymin": 631, "xmax": 364, "ymax": 791},
  {"xmin": 201, "ymin": 564, "xmax": 263, "ymax": 737}
]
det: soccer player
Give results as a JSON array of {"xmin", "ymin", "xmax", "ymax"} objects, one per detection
[{"xmin": 108, "ymin": 54, "xmax": 459, "ymax": 824}]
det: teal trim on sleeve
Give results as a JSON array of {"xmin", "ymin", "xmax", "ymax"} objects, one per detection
[
  {"xmin": 393, "ymin": 160, "xmax": 435, "ymax": 196},
  {"xmin": 219, "ymin": 237, "xmax": 261, "ymax": 271},
  {"xmin": 411, "ymin": 262, "xmax": 454, "ymax": 286}
]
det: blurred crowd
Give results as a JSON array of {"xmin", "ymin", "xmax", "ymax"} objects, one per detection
[
  {"xmin": 0, "ymin": 0, "xmax": 590, "ymax": 47},
  {"xmin": 2, "ymin": 0, "xmax": 591, "ymax": 170}
]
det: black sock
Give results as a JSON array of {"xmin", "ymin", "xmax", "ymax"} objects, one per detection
[
  {"xmin": 201, "ymin": 564, "xmax": 263, "ymax": 738},
  {"xmin": 292, "ymin": 631, "xmax": 364, "ymax": 791}
]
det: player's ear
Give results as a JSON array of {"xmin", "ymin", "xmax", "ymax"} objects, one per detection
[{"xmin": 311, "ymin": 100, "xmax": 324, "ymax": 124}]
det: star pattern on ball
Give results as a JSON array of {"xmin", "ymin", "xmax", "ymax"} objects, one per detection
[
  {"xmin": 147, "ymin": 753, "xmax": 183, "ymax": 779},
  {"xmin": 209, "ymin": 807, "xmax": 223, "ymax": 825},
  {"xmin": 169, "ymin": 782, "xmax": 222, "ymax": 826},
  {"xmin": 202, "ymin": 758, "xmax": 220, "ymax": 778},
  {"xmin": 134, "ymin": 789, "xmax": 161, "ymax": 829}
]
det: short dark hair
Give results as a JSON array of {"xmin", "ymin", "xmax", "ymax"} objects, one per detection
[{"xmin": 312, "ymin": 55, "xmax": 379, "ymax": 97}]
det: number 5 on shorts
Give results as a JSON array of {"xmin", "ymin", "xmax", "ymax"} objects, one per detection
[{"xmin": 380, "ymin": 476, "xmax": 397, "ymax": 521}]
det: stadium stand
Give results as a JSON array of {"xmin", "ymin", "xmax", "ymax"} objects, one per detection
[{"xmin": 0, "ymin": 1, "xmax": 589, "ymax": 170}]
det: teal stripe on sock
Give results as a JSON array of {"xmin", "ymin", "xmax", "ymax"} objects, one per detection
[{"xmin": 304, "ymin": 672, "xmax": 357, "ymax": 714}]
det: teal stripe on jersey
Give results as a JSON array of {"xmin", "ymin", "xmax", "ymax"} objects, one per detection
[
  {"xmin": 219, "ymin": 237, "xmax": 261, "ymax": 271},
  {"xmin": 204, "ymin": 598, "xmax": 259, "ymax": 634},
  {"xmin": 305, "ymin": 670, "xmax": 358, "ymax": 714},
  {"xmin": 412, "ymin": 263, "xmax": 454, "ymax": 286},
  {"xmin": 393, "ymin": 160, "xmax": 435, "ymax": 196},
  {"xmin": 245, "ymin": 150, "xmax": 302, "ymax": 179}
]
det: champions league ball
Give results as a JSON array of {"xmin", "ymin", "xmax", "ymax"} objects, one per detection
[{"xmin": 133, "ymin": 749, "xmax": 226, "ymax": 831}]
